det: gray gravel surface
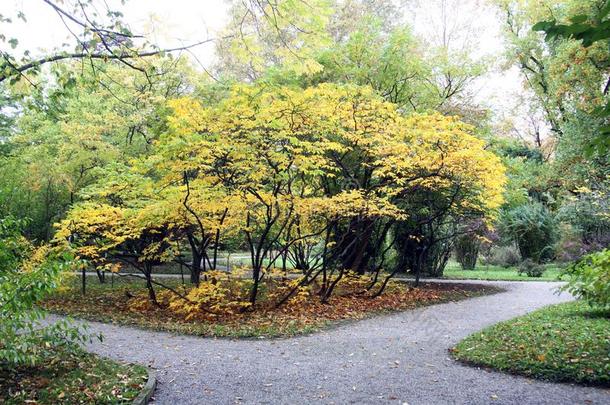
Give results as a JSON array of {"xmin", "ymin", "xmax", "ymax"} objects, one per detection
[{"xmin": 49, "ymin": 280, "xmax": 609, "ymax": 405}]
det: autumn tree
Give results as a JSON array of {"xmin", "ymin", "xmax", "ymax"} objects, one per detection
[
  {"xmin": 54, "ymin": 169, "xmax": 187, "ymax": 304},
  {"xmin": 152, "ymin": 83, "xmax": 505, "ymax": 302},
  {"xmin": 215, "ymin": 0, "xmax": 334, "ymax": 80}
]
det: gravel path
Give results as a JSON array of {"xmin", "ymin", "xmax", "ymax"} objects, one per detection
[{"xmin": 51, "ymin": 280, "xmax": 609, "ymax": 404}]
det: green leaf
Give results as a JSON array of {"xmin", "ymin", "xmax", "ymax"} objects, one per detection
[
  {"xmin": 565, "ymin": 23, "xmax": 592, "ymax": 35},
  {"xmin": 600, "ymin": 0, "xmax": 610, "ymax": 19},
  {"xmin": 532, "ymin": 21, "xmax": 554, "ymax": 32},
  {"xmin": 569, "ymin": 15, "xmax": 588, "ymax": 24}
]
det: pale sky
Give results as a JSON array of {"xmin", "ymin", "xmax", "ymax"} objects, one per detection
[
  {"xmin": 2, "ymin": 0, "xmax": 530, "ymax": 137},
  {"xmin": 3, "ymin": 0, "xmax": 228, "ymax": 65}
]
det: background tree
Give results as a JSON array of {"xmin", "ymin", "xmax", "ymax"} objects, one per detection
[
  {"xmin": 454, "ymin": 220, "xmax": 486, "ymax": 270},
  {"xmin": 215, "ymin": 0, "xmax": 334, "ymax": 80},
  {"xmin": 0, "ymin": 57, "xmax": 199, "ymax": 240},
  {"xmin": 492, "ymin": 0, "xmax": 610, "ymax": 266},
  {"xmin": 533, "ymin": 0, "xmax": 610, "ymax": 153}
]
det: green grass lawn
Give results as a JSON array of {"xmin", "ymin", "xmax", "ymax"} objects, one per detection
[
  {"xmin": 0, "ymin": 346, "xmax": 148, "ymax": 404},
  {"xmin": 452, "ymin": 301, "xmax": 610, "ymax": 386},
  {"xmin": 442, "ymin": 261, "xmax": 565, "ymax": 281}
]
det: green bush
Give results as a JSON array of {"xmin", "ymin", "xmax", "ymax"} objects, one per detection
[
  {"xmin": 481, "ymin": 245, "xmax": 521, "ymax": 268},
  {"xmin": 557, "ymin": 186, "xmax": 610, "ymax": 252},
  {"xmin": 0, "ymin": 217, "xmax": 29, "ymax": 273},
  {"xmin": 561, "ymin": 249, "xmax": 610, "ymax": 311},
  {"xmin": 501, "ymin": 203, "xmax": 558, "ymax": 263},
  {"xmin": 517, "ymin": 258, "xmax": 545, "ymax": 278},
  {"xmin": 455, "ymin": 234, "xmax": 480, "ymax": 270}
]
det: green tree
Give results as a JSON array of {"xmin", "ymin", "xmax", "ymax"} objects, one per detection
[
  {"xmin": 0, "ymin": 57, "xmax": 199, "ymax": 240},
  {"xmin": 0, "ymin": 0, "xmax": 208, "ymax": 85}
]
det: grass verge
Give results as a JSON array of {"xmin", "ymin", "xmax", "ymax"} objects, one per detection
[
  {"xmin": 43, "ymin": 276, "xmax": 501, "ymax": 338},
  {"xmin": 442, "ymin": 262, "xmax": 565, "ymax": 282},
  {"xmin": 0, "ymin": 346, "xmax": 148, "ymax": 404},
  {"xmin": 451, "ymin": 301, "xmax": 610, "ymax": 386}
]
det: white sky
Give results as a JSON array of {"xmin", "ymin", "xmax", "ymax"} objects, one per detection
[
  {"xmin": 405, "ymin": 0, "xmax": 524, "ymax": 125},
  {"xmin": 2, "ymin": 0, "xmax": 529, "ymax": 136},
  {"xmin": 3, "ymin": 0, "xmax": 228, "ymax": 64}
]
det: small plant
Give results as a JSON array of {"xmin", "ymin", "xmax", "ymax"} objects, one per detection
[
  {"xmin": 161, "ymin": 271, "xmax": 251, "ymax": 320},
  {"xmin": 517, "ymin": 258, "xmax": 545, "ymax": 278},
  {"xmin": 561, "ymin": 249, "xmax": 610, "ymax": 311}
]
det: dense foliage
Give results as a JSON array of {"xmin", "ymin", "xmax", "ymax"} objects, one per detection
[
  {"xmin": 561, "ymin": 249, "xmax": 610, "ymax": 311},
  {"xmin": 0, "ymin": 217, "xmax": 87, "ymax": 365},
  {"xmin": 501, "ymin": 203, "xmax": 558, "ymax": 263}
]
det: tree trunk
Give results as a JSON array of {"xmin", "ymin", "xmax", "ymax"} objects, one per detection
[
  {"xmin": 190, "ymin": 250, "xmax": 202, "ymax": 286},
  {"xmin": 81, "ymin": 267, "xmax": 86, "ymax": 295},
  {"xmin": 96, "ymin": 268, "xmax": 106, "ymax": 283},
  {"xmin": 335, "ymin": 218, "xmax": 374, "ymax": 275},
  {"xmin": 143, "ymin": 262, "xmax": 158, "ymax": 305},
  {"xmin": 249, "ymin": 266, "xmax": 261, "ymax": 305}
]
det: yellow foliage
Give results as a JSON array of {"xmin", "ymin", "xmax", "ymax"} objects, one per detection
[
  {"xmin": 165, "ymin": 83, "xmax": 506, "ymax": 228},
  {"xmin": 57, "ymin": 83, "xmax": 506, "ymax": 311},
  {"xmin": 20, "ymin": 244, "xmax": 49, "ymax": 273},
  {"xmin": 165, "ymin": 276, "xmax": 251, "ymax": 320}
]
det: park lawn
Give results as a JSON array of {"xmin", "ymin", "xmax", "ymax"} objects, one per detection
[
  {"xmin": 451, "ymin": 301, "xmax": 610, "ymax": 386},
  {"xmin": 442, "ymin": 262, "xmax": 565, "ymax": 281},
  {"xmin": 0, "ymin": 346, "xmax": 148, "ymax": 404},
  {"xmin": 43, "ymin": 276, "xmax": 501, "ymax": 338}
]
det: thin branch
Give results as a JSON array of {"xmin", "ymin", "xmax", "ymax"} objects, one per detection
[{"xmin": 0, "ymin": 38, "xmax": 220, "ymax": 83}]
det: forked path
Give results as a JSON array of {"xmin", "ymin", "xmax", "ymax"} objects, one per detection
[{"xmin": 56, "ymin": 281, "xmax": 609, "ymax": 404}]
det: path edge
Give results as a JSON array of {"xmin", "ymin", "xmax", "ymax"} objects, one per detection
[{"xmin": 132, "ymin": 368, "xmax": 156, "ymax": 405}]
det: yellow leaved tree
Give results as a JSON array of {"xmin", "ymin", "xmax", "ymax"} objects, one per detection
[{"xmin": 57, "ymin": 83, "xmax": 505, "ymax": 310}]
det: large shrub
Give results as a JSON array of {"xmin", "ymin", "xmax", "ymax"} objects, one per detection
[
  {"xmin": 557, "ymin": 187, "xmax": 610, "ymax": 258},
  {"xmin": 501, "ymin": 203, "xmax": 558, "ymax": 263},
  {"xmin": 455, "ymin": 235, "xmax": 479, "ymax": 270},
  {"xmin": 561, "ymin": 249, "xmax": 610, "ymax": 312},
  {"xmin": 481, "ymin": 245, "xmax": 521, "ymax": 268},
  {"xmin": 555, "ymin": 224, "xmax": 589, "ymax": 263},
  {"xmin": 454, "ymin": 220, "xmax": 486, "ymax": 270}
]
